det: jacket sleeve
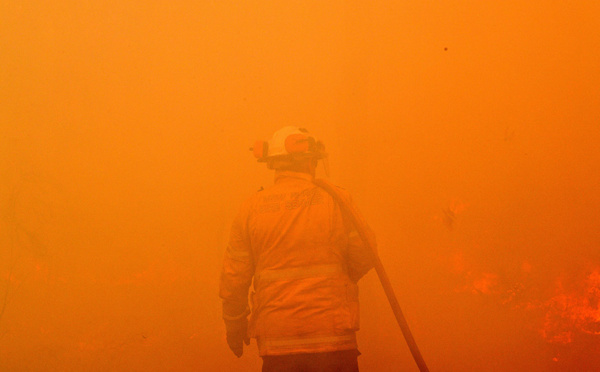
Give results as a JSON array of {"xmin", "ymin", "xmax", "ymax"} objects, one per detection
[
  {"xmin": 340, "ymin": 190, "xmax": 377, "ymax": 283},
  {"xmin": 219, "ymin": 200, "xmax": 254, "ymax": 323}
]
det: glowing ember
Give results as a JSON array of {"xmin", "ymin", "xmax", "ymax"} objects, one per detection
[
  {"xmin": 449, "ymin": 251, "xmax": 600, "ymax": 346},
  {"xmin": 455, "ymin": 271, "xmax": 500, "ymax": 295},
  {"xmin": 540, "ymin": 270, "xmax": 600, "ymax": 343}
]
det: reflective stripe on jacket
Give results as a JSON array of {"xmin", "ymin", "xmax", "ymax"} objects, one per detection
[{"xmin": 219, "ymin": 170, "xmax": 375, "ymax": 356}]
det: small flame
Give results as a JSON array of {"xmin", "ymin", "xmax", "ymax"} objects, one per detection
[
  {"xmin": 448, "ymin": 250, "xmax": 600, "ymax": 346},
  {"xmin": 540, "ymin": 269, "xmax": 600, "ymax": 343},
  {"xmin": 471, "ymin": 273, "xmax": 499, "ymax": 295}
]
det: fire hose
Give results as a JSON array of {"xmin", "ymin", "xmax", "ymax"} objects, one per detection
[{"xmin": 314, "ymin": 178, "xmax": 430, "ymax": 372}]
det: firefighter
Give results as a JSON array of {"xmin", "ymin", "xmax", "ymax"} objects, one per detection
[{"xmin": 220, "ymin": 126, "xmax": 376, "ymax": 372}]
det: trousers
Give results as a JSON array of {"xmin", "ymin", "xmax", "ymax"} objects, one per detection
[{"xmin": 261, "ymin": 350, "xmax": 360, "ymax": 372}]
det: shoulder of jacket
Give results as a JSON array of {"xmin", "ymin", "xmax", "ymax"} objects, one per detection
[{"xmin": 313, "ymin": 179, "xmax": 353, "ymax": 202}]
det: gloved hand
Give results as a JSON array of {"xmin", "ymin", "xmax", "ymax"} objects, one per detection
[{"xmin": 225, "ymin": 317, "xmax": 250, "ymax": 358}]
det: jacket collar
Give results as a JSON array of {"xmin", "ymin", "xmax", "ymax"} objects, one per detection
[{"xmin": 274, "ymin": 170, "xmax": 314, "ymax": 184}]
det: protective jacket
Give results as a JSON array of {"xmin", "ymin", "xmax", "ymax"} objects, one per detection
[{"xmin": 220, "ymin": 170, "xmax": 375, "ymax": 356}]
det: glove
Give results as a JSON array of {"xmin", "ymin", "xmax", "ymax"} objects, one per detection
[{"xmin": 225, "ymin": 317, "xmax": 250, "ymax": 358}]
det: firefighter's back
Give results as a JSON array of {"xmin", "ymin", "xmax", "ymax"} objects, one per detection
[{"xmin": 247, "ymin": 171, "xmax": 359, "ymax": 356}]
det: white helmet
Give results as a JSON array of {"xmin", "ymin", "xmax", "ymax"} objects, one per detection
[{"xmin": 251, "ymin": 126, "xmax": 327, "ymax": 169}]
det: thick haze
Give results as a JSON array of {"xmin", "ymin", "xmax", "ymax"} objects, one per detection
[{"xmin": 1, "ymin": 1, "xmax": 599, "ymax": 371}]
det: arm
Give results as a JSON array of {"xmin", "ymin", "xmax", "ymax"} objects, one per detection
[
  {"xmin": 315, "ymin": 178, "xmax": 376, "ymax": 282},
  {"xmin": 219, "ymin": 203, "xmax": 254, "ymax": 357},
  {"xmin": 342, "ymin": 192, "xmax": 377, "ymax": 282}
]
